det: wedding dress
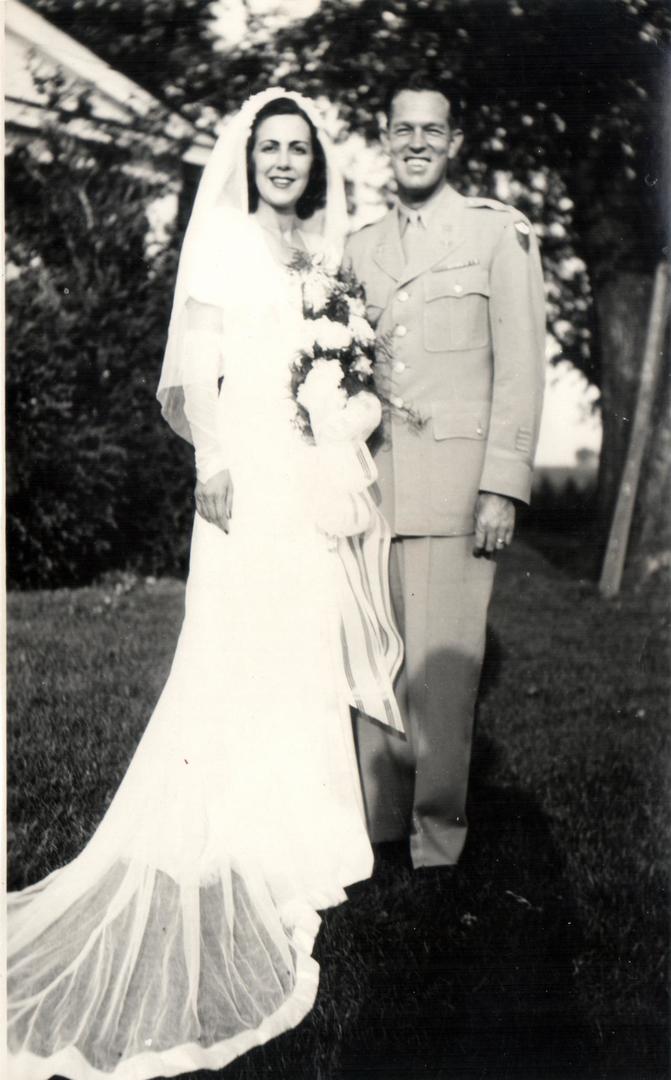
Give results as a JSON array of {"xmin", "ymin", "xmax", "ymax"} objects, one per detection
[{"xmin": 7, "ymin": 91, "xmax": 403, "ymax": 1080}]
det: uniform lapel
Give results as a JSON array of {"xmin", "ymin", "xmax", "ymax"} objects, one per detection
[
  {"xmin": 372, "ymin": 211, "xmax": 405, "ymax": 283},
  {"xmin": 399, "ymin": 187, "xmax": 467, "ymax": 287}
]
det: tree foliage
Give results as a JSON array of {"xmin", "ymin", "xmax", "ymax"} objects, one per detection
[
  {"xmin": 14, "ymin": 0, "xmax": 671, "ymax": 583},
  {"xmin": 221, "ymin": 0, "xmax": 671, "ymax": 575},
  {"xmin": 25, "ymin": 0, "xmax": 228, "ymax": 114},
  {"xmin": 6, "ymin": 124, "xmax": 193, "ymax": 587},
  {"xmin": 28, "ymin": 0, "xmax": 670, "ymax": 390},
  {"xmin": 225, "ymin": 0, "xmax": 668, "ymax": 382}
]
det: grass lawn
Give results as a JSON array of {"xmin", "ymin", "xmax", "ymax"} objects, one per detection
[{"xmin": 7, "ymin": 537, "xmax": 669, "ymax": 1080}]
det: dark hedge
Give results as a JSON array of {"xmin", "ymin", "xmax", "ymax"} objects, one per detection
[{"xmin": 6, "ymin": 133, "xmax": 195, "ymax": 588}]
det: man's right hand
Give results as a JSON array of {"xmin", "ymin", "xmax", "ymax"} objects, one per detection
[{"xmin": 195, "ymin": 469, "xmax": 233, "ymax": 533}]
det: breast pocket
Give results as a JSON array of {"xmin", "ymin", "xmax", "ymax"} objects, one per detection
[{"xmin": 424, "ymin": 269, "xmax": 490, "ymax": 353}]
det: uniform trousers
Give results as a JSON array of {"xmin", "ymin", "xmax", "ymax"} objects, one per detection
[{"xmin": 354, "ymin": 534, "xmax": 496, "ymax": 867}]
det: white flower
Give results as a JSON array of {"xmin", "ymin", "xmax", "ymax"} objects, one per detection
[
  {"xmin": 353, "ymin": 355, "xmax": 374, "ymax": 377},
  {"xmin": 347, "ymin": 295, "xmax": 366, "ymax": 317},
  {"xmin": 297, "ymin": 359, "xmax": 347, "ymax": 417},
  {"xmin": 303, "ymin": 272, "xmax": 332, "ymax": 315},
  {"xmin": 349, "ymin": 313, "xmax": 375, "ymax": 345},
  {"xmin": 310, "ymin": 317, "xmax": 353, "ymax": 352}
]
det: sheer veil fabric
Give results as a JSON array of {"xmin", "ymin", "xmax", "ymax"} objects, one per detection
[
  {"xmin": 158, "ymin": 86, "xmax": 348, "ymax": 445},
  {"xmin": 7, "ymin": 89, "xmax": 392, "ymax": 1080}
]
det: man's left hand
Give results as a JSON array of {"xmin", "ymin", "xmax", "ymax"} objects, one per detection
[{"xmin": 474, "ymin": 492, "xmax": 516, "ymax": 556}]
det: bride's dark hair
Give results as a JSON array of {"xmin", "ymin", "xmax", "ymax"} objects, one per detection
[{"xmin": 246, "ymin": 97, "xmax": 327, "ymax": 219}]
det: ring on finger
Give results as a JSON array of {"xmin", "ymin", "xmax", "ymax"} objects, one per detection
[{"xmin": 495, "ymin": 537, "xmax": 505, "ymax": 547}]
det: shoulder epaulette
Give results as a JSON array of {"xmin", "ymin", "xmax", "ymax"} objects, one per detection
[{"xmin": 464, "ymin": 196, "xmax": 513, "ymax": 213}]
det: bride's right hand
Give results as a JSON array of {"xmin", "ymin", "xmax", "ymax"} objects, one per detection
[{"xmin": 195, "ymin": 469, "xmax": 234, "ymax": 533}]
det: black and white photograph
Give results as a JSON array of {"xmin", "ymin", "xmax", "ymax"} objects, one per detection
[{"xmin": 5, "ymin": 2, "xmax": 670, "ymax": 1078}]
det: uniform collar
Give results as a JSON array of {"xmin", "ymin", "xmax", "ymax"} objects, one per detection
[
  {"xmin": 373, "ymin": 186, "xmax": 466, "ymax": 285},
  {"xmin": 396, "ymin": 183, "xmax": 460, "ymax": 231}
]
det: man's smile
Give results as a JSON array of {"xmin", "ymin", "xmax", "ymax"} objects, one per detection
[{"xmin": 404, "ymin": 156, "xmax": 432, "ymax": 171}]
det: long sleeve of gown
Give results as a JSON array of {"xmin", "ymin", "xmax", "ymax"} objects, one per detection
[{"xmin": 182, "ymin": 301, "xmax": 227, "ymax": 484}]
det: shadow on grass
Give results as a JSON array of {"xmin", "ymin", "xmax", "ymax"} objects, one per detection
[
  {"xmin": 325, "ymin": 735, "xmax": 598, "ymax": 1080},
  {"xmin": 221, "ymin": 612, "xmax": 669, "ymax": 1080},
  {"xmin": 516, "ymin": 507, "xmax": 602, "ymax": 584},
  {"xmin": 217, "ymin": 633, "xmax": 597, "ymax": 1080},
  {"xmin": 515, "ymin": 481, "xmax": 602, "ymax": 584}
]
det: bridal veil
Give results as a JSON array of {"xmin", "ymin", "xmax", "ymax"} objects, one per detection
[{"xmin": 158, "ymin": 87, "xmax": 348, "ymax": 444}]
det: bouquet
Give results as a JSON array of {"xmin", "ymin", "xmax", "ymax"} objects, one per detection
[
  {"xmin": 290, "ymin": 250, "xmax": 379, "ymax": 442},
  {"xmin": 290, "ymin": 250, "xmax": 425, "ymax": 443},
  {"xmin": 289, "ymin": 255, "xmax": 405, "ymax": 734},
  {"xmin": 288, "ymin": 251, "xmax": 383, "ymax": 538}
]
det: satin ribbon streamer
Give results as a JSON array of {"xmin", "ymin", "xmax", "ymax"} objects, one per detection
[
  {"xmin": 323, "ymin": 442, "xmax": 405, "ymax": 735},
  {"xmin": 334, "ymin": 499, "xmax": 405, "ymax": 735}
]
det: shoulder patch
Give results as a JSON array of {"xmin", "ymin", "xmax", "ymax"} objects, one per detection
[{"xmin": 514, "ymin": 220, "xmax": 531, "ymax": 251}]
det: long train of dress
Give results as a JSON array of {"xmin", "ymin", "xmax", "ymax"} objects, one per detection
[{"xmin": 7, "ymin": 226, "xmax": 383, "ymax": 1079}]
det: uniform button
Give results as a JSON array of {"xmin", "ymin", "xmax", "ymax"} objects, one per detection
[
  {"xmin": 476, "ymin": 425, "xmax": 484, "ymax": 435},
  {"xmin": 393, "ymin": 361, "xmax": 406, "ymax": 373},
  {"xmin": 397, "ymin": 290, "xmax": 410, "ymax": 303},
  {"xmin": 395, "ymin": 324, "xmax": 408, "ymax": 337},
  {"xmin": 390, "ymin": 395, "xmax": 405, "ymax": 409},
  {"xmin": 453, "ymin": 283, "xmax": 463, "ymax": 295}
]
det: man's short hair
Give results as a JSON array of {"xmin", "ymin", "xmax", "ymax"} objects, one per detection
[{"xmin": 384, "ymin": 75, "xmax": 462, "ymax": 129}]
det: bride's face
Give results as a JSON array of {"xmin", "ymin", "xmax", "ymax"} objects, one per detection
[{"xmin": 251, "ymin": 114, "xmax": 315, "ymax": 213}]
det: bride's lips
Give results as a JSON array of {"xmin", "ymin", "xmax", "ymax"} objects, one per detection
[{"xmin": 269, "ymin": 177, "xmax": 295, "ymax": 188}]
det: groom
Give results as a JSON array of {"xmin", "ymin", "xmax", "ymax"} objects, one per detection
[{"xmin": 345, "ymin": 77, "xmax": 545, "ymax": 870}]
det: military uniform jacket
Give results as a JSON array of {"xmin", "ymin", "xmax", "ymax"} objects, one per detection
[{"xmin": 344, "ymin": 185, "xmax": 546, "ymax": 536}]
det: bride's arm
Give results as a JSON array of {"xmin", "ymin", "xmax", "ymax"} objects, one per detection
[{"xmin": 182, "ymin": 299, "xmax": 233, "ymax": 532}]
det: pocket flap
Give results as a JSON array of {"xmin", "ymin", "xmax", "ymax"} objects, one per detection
[
  {"xmin": 425, "ymin": 268, "xmax": 490, "ymax": 302},
  {"xmin": 431, "ymin": 402, "xmax": 490, "ymax": 441}
]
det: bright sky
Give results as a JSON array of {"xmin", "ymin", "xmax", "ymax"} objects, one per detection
[
  {"xmin": 210, "ymin": 0, "xmax": 321, "ymax": 46},
  {"xmin": 536, "ymin": 362, "xmax": 601, "ymax": 467}
]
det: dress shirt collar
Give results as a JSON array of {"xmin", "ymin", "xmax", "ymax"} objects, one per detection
[{"xmin": 396, "ymin": 183, "xmax": 458, "ymax": 232}]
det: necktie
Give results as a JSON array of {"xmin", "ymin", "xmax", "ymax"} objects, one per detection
[{"xmin": 402, "ymin": 210, "xmax": 425, "ymax": 264}]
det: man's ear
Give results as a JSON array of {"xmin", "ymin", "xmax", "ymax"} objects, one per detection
[{"xmin": 447, "ymin": 130, "xmax": 464, "ymax": 160}]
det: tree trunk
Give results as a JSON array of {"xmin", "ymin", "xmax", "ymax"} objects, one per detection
[{"xmin": 592, "ymin": 271, "xmax": 671, "ymax": 587}]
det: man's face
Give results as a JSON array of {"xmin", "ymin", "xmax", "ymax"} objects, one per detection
[{"xmin": 386, "ymin": 90, "xmax": 462, "ymax": 202}]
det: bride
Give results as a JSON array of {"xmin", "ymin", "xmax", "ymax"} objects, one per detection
[{"xmin": 7, "ymin": 89, "xmax": 403, "ymax": 1080}]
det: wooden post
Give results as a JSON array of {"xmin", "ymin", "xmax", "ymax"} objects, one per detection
[{"xmin": 599, "ymin": 261, "xmax": 670, "ymax": 598}]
